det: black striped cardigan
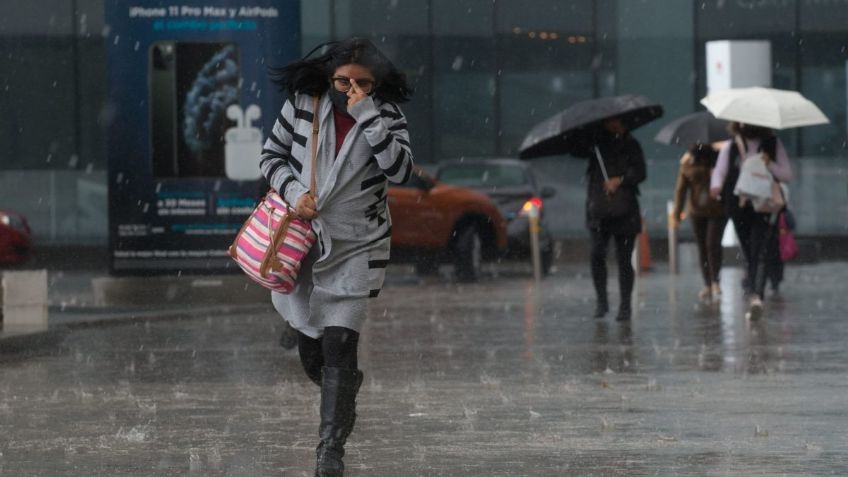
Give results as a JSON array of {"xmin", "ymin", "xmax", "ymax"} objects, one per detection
[{"xmin": 260, "ymin": 92, "xmax": 413, "ymax": 335}]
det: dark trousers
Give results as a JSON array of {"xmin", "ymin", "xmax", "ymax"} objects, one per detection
[
  {"xmin": 748, "ymin": 211, "xmax": 781, "ymax": 298},
  {"xmin": 691, "ymin": 215, "xmax": 728, "ymax": 286},
  {"xmin": 590, "ymin": 229, "xmax": 636, "ymax": 310},
  {"xmin": 725, "ymin": 200, "xmax": 756, "ymax": 293},
  {"xmin": 297, "ymin": 326, "xmax": 360, "ymax": 385},
  {"xmin": 728, "ymin": 203, "xmax": 754, "ymax": 266}
]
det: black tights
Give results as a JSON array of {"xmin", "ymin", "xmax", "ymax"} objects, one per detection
[
  {"xmin": 297, "ymin": 326, "xmax": 360, "ymax": 386},
  {"xmin": 590, "ymin": 229, "xmax": 636, "ymax": 311},
  {"xmin": 748, "ymin": 211, "xmax": 781, "ymax": 298}
]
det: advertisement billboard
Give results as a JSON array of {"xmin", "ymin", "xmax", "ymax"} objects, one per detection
[{"xmin": 105, "ymin": 1, "xmax": 300, "ymax": 274}]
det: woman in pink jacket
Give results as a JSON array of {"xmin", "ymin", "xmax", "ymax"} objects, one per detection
[{"xmin": 709, "ymin": 123, "xmax": 792, "ymax": 319}]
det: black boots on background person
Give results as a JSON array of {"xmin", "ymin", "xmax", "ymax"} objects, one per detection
[
  {"xmin": 594, "ymin": 297, "xmax": 631, "ymax": 321},
  {"xmin": 594, "ymin": 293, "xmax": 632, "ymax": 321},
  {"xmin": 593, "ymin": 299, "xmax": 609, "ymax": 318},
  {"xmin": 615, "ymin": 304, "xmax": 632, "ymax": 322},
  {"xmin": 593, "ymin": 279, "xmax": 609, "ymax": 318},
  {"xmin": 315, "ymin": 366, "xmax": 364, "ymax": 477}
]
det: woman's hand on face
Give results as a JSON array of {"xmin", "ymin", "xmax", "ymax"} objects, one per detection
[
  {"xmin": 295, "ymin": 193, "xmax": 318, "ymax": 220},
  {"xmin": 347, "ymin": 78, "xmax": 368, "ymax": 109}
]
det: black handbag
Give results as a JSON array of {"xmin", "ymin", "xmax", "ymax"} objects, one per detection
[
  {"xmin": 589, "ymin": 185, "xmax": 636, "ymax": 218},
  {"xmin": 586, "ymin": 143, "xmax": 637, "ymax": 218}
]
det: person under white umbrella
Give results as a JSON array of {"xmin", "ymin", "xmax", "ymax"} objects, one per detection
[
  {"xmin": 708, "ymin": 123, "xmax": 790, "ymax": 318},
  {"xmin": 702, "ymin": 87, "xmax": 828, "ymax": 320}
]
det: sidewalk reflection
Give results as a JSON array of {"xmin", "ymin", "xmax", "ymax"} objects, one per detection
[{"xmin": 590, "ymin": 321, "xmax": 635, "ymax": 374}]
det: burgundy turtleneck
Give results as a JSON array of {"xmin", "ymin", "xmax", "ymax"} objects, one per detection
[{"xmin": 332, "ymin": 107, "xmax": 357, "ymax": 157}]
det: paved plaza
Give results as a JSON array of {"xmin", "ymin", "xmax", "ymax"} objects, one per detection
[{"xmin": 1, "ymin": 260, "xmax": 847, "ymax": 476}]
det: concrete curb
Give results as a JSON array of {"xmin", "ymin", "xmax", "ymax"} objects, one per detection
[
  {"xmin": 51, "ymin": 303, "xmax": 275, "ymax": 329},
  {"xmin": 1, "ymin": 303, "xmax": 276, "ymax": 353},
  {"xmin": 0, "ymin": 327, "xmax": 66, "ymax": 354}
]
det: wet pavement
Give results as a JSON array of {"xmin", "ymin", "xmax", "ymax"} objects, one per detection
[{"xmin": 2, "ymin": 260, "xmax": 848, "ymax": 476}]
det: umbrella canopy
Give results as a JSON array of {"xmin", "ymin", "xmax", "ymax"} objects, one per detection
[
  {"xmin": 700, "ymin": 87, "xmax": 829, "ymax": 130},
  {"xmin": 518, "ymin": 94, "xmax": 664, "ymax": 159},
  {"xmin": 654, "ymin": 111, "xmax": 729, "ymax": 147}
]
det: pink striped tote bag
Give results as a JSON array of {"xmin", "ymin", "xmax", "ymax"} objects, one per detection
[{"xmin": 229, "ymin": 191, "xmax": 316, "ymax": 293}]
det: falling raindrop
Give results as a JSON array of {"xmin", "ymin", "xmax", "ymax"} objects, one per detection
[
  {"xmin": 207, "ymin": 448, "xmax": 222, "ymax": 470},
  {"xmin": 189, "ymin": 451, "xmax": 202, "ymax": 472}
]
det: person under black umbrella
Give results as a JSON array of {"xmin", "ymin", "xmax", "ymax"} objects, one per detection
[
  {"xmin": 671, "ymin": 142, "xmax": 726, "ymax": 303},
  {"xmin": 518, "ymin": 94, "xmax": 660, "ymax": 321},
  {"xmin": 576, "ymin": 117, "xmax": 646, "ymax": 321},
  {"xmin": 656, "ymin": 111, "xmax": 730, "ymax": 304}
]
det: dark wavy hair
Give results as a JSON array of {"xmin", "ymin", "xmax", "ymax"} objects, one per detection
[
  {"xmin": 270, "ymin": 38, "xmax": 412, "ymax": 103},
  {"xmin": 687, "ymin": 143, "xmax": 718, "ymax": 167}
]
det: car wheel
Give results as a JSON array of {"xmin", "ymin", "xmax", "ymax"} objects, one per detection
[{"xmin": 454, "ymin": 224, "xmax": 482, "ymax": 282}]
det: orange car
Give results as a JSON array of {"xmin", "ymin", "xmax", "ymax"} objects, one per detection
[{"xmin": 388, "ymin": 167, "xmax": 507, "ymax": 281}]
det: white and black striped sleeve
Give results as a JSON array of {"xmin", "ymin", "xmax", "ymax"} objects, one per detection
[
  {"xmin": 348, "ymin": 97, "xmax": 414, "ymax": 184},
  {"xmin": 259, "ymin": 96, "xmax": 310, "ymax": 205}
]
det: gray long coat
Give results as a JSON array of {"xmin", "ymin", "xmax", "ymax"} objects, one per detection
[{"xmin": 260, "ymin": 92, "xmax": 413, "ymax": 338}]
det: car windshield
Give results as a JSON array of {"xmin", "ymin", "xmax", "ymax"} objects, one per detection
[{"xmin": 438, "ymin": 164, "xmax": 527, "ymax": 188}]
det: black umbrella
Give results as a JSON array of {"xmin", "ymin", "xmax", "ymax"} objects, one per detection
[
  {"xmin": 518, "ymin": 94, "xmax": 664, "ymax": 159},
  {"xmin": 654, "ymin": 111, "xmax": 729, "ymax": 147}
]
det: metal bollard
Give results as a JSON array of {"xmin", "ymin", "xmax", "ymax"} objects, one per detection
[
  {"xmin": 526, "ymin": 203, "xmax": 542, "ymax": 283},
  {"xmin": 667, "ymin": 200, "xmax": 678, "ymax": 274}
]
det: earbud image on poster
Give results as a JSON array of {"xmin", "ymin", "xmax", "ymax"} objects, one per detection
[
  {"xmin": 225, "ymin": 104, "xmax": 263, "ymax": 180},
  {"xmin": 106, "ymin": 1, "xmax": 300, "ymax": 274}
]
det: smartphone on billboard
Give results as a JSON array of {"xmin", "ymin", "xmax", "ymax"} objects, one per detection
[{"xmin": 149, "ymin": 41, "xmax": 240, "ymax": 178}]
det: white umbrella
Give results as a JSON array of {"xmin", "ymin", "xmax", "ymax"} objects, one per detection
[{"xmin": 700, "ymin": 87, "xmax": 829, "ymax": 130}]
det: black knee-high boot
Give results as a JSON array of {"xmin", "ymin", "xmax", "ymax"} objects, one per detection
[{"xmin": 315, "ymin": 366, "xmax": 364, "ymax": 477}]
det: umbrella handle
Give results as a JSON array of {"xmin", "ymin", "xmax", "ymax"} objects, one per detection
[{"xmin": 593, "ymin": 146, "xmax": 610, "ymax": 182}]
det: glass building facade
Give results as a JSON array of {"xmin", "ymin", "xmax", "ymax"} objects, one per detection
[{"xmin": 2, "ymin": 0, "xmax": 847, "ymax": 244}]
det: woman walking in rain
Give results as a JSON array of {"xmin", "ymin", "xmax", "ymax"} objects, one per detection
[
  {"xmin": 710, "ymin": 123, "xmax": 791, "ymax": 319},
  {"xmin": 584, "ymin": 117, "xmax": 647, "ymax": 321},
  {"xmin": 672, "ymin": 142, "xmax": 727, "ymax": 303},
  {"xmin": 261, "ymin": 38, "xmax": 413, "ymax": 476}
]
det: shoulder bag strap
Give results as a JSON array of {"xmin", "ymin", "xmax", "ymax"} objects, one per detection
[
  {"xmin": 309, "ymin": 95, "xmax": 320, "ymax": 196},
  {"xmin": 734, "ymin": 135, "xmax": 747, "ymax": 160},
  {"xmin": 257, "ymin": 97, "xmax": 320, "ymax": 277}
]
